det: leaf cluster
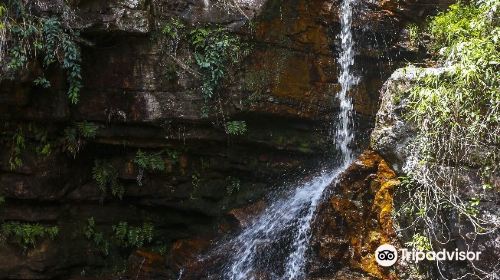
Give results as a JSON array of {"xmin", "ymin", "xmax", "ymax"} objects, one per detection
[
  {"xmin": 92, "ymin": 160, "xmax": 124, "ymax": 199},
  {"xmin": 1, "ymin": 1, "xmax": 82, "ymax": 103},
  {"xmin": 1, "ymin": 222, "xmax": 58, "ymax": 251}
]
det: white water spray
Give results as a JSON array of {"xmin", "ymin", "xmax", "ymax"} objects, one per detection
[
  {"xmin": 336, "ymin": 0, "xmax": 357, "ymax": 164},
  {"xmin": 196, "ymin": 0, "xmax": 358, "ymax": 278}
]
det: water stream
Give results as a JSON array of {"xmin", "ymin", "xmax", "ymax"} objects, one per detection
[{"xmin": 201, "ymin": 0, "xmax": 358, "ymax": 278}]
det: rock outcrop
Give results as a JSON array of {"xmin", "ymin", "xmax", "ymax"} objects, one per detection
[
  {"xmin": 309, "ymin": 150, "xmax": 400, "ymax": 279},
  {"xmin": 368, "ymin": 66, "xmax": 500, "ymax": 279}
]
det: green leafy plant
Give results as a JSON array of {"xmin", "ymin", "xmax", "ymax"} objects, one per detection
[
  {"xmin": 133, "ymin": 150, "xmax": 165, "ymax": 186},
  {"xmin": 33, "ymin": 76, "xmax": 51, "ymax": 88},
  {"xmin": 1, "ymin": 3, "xmax": 82, "ymax": 103},
  {"xmin": 1, "ymin": 222, "xmax": 58, "ymax": 251},
  {"xmin": 63, "ymin": 121, "xmax": 99, "ymax": 157},
  {"xmin": 112, "ymin": 222, "xmax": 154, "ymax": 248},
  {"xmin": 30, "ymin": 124, "xmax": 52, "ymax": 157},
  {"xmin": 407, "ymin": 23, "xmax": 421, "ymax": 48},
  {"xmin": 83, "ymin": 217, "xmax": 109, "ymax": 255},
  {"xmin": 92, "ymin": 160, "xmax": 124, "ymax": 199},
  {"xmin": 164, "ymin": 148, "xmax": 180, "ymax": 163},
  {"xmin": 189, "ymin": 27, "xmax": 247, "ymax": 101},
  {"xmin": 226, "ymin": 176, "xmax": 241, "ymax": 196},
  {"xmin": 225, "ymin": 120, "xmax": 247, "ymax": 135},
  {"xmin": 405, "ymin": 233, "xmax": 432, "ymax": 251},
  {"xmin": 9, "ymin": 129, "xmax": 25, "ymax": 170},
  {"xmin": 162, "ymin": 18, "xmax": 185, "ymax": 41},
  {"xmin": 76, "ymin": 121, "xmax": 99, "ymax": 138},
  {"xmin": 134, "ymin": 150, "xmax": 165, "ymax": 172},
  {"xmin": 395, "ymin": 0, "xmax": 499, "ymax": 277},
  {"xmin": 190, "ymin": 172, "xmax": 200, "ymax": 199}
]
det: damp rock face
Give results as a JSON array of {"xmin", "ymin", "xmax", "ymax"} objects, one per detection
[
  {"xmin": 309, "ymin": 150, "xmax": 400, "ymax": 280},
  {"xmin": 367, "ymin": 66, "xmax": 500, "ymax": 279},
  {"xmin": 0, "ymin": 0, "xmax": 450, "ymax": 279},
  {"xmin": 307, "ymin": 64, "xmax": 498, "ymax": 279}
]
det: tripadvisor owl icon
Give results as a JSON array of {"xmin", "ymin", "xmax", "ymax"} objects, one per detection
[{"xmin": 375, "ymin": 244, "xmax": 398, "ymax": 267}]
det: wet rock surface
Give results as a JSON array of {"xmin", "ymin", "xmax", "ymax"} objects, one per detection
[{"xmin": 309, "ymin": 150, "xmax": 400, "ymax": 280}]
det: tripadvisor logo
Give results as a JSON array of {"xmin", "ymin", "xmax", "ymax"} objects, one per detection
[
  {"xmin": 374, "ymin": 244, "xmax": 481, "ymax": 267},
  {"xmin": 375, "ymin": 244, "xmax": 398, "ymax": 267}
]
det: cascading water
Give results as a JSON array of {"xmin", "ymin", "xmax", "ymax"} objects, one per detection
[{"xmin": 200, "ymin": 0, "xmax": 358, "ymax": 279}]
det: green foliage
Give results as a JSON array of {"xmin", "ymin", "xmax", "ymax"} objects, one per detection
[
  {"xmin": 225, "ymin": 120, "xmax": 247, "ymax": 135},
  {"xmin": 33, "ymin": 76, "xmax": 51, "ymax": 88},
  {"xmin": 225, "ymin": 176, "xmax": 241, "ymax": 196},
  {"xmin": 1, "ymin": 222, "xmax": 58, "ymax": 250},
  {"xmin": 164, "ymin": 148, "xmax": 179, "ymax": 163},
  {"xmin": 1, "ymin": 2, "xmax": 82, "ymax": 103},
  {"xmin": 407, "ymin": 0, "xmax": 499, "ymax": 171},
  {"xmin": 396, "ymin": 1, "xmax": 499, "ymax": 275},
  {"xmin": 134, "ymin": 149, "xmax": 165, "ymax": 186},
  {"xmin": 76, "ymin": 121, "xmax": 99, "ymax": 138},
  {"xmin": 190, "ymin": 172, "xmax": 200, "ymax": 199},
  {"xmin": 134, "ymin": 150, "xmax": 165, "ymax": 172},
  {"xmin": 466, "ymin": 197, "xmax": 481, "ymax": 216},
  {"xmin": 9, "ymin": 129, "xmax": 25, "ymax": 170},
  {"xmin": 92, "ymin": 160, "xmax": 124, "ymax": 199},
  {"xmin": 429, "ymin": 1, "xmax": 489, "ymax": 52},
  {"xmin": 406, "ymin": 233, "xmax": 432, "ymax": 251},
  {"xmin": 63, "ymin": 121, "xmax": 99, "ymax": 157},
  {"xmin": 189, "ymin": 27, "xmax": 247, "ymax": 100},
  {"xmin": 84, "ymin": 217, "xmax": 109, "ymax": 255},
  {"xmin": 161, "ymin": 20, "xmax": 250, "ymax": 118},
  {"xmin": 162, "ymin": 18, "xmax": 185, "ymax": 41},
  {"xmin": 28, "ymin": 124, "xmax": 52, "ymax": 157},
  {"xmin": 112, "ymin": 222, "xmax": 154, "ymax": 248},
  {"xmin": 407, "ymin": 23, "xmax": 422, "ymax": 48}
]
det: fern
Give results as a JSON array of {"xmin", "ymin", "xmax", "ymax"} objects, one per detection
[
  {"xmin": 83, "ymin": 217, "xmax": 109, "ymax": 255},
  {"xmin": 76, "ymin": 121, "xmax": 99, "ymax": 139},
  {"xmin": 134, "ymin": 150, "xmax": 165, "ymax": 172},
  {"xmin": 2, "ymin": 4, "xmax": 82, "ymax": 103},
  {"xmin": 1, "ymin": 222, "xmax": 58, "ymax": 251},
  {"xmin": 225, "ymin": 121, "xmax": 247, "ymax": 135},
  {"xmin": 63, "ymin": 122, "xmax": 99, "ymax": 157},
  {"xmin": 92, "ymin": 160, "xmax": 124, "ymax": 199},
  {"xmin": 9, "ymin": 129, "xmax": 25, "ymax": 170},
  {"xmin": 112, "ymin": 222, "xmax": 154, "ymax": 248}
]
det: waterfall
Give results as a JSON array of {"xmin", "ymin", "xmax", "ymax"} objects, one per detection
[
  {"xmin": 336, "ymin": 0, "xmax": 356, "ymax": 165},
  {"xmin": 194, "ymin": 0, "xmax": 358, "ymax": 278}
]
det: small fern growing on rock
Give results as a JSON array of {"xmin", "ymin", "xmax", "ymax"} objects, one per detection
[
  {"xmin": 226, "ymin": 121, "xmax": 247, "ymax": 135},
  {"xmin": 92, "ymin": 160, "xmax": 124, "ymax": 199},
  {"xmin": 112, "ymin": 222, "xmax": 154, "ymax": 248},
  {"xmin": 1, "ymin": 222, "xmax": 58, "ymax": 251}
]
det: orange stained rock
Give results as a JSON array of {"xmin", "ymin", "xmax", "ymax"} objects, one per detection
[
  {"xmin": 135, "ymin": 249, "xmax": 165, "ymax": 269},
  {"xmin": 328, "ymin": 150, "xmax": 400, "ymax": 279}
]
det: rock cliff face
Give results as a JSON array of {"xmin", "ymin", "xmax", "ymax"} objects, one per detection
[
  {"xmin": 369, "ymin": 67, "xmax": 500, "ymax": 279},
  {"xmin": 309, "ymin": 150, "xmax": 400, "ymax": 279},
  {"xmin": 310, "ymin": 65, "xmax": 499, "ymax": 279},
  {"xmin": 0, "ymin": 0, "xmax": 454, "ymax": 279}
]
